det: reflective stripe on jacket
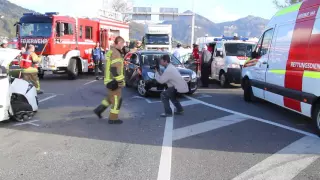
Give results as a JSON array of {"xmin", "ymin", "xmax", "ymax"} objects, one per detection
[
  {"xmin": 104, "ymin": 47, "xmax": 125, "ymax": 86},
  {"xmin": 20, "ymin": 52, "xmax": 41, "ymax": 73}
]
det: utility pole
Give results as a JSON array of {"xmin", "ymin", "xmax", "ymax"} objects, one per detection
[{"xmin": 190, "ymin": 0, "xmax": 195, "ymax": 47}]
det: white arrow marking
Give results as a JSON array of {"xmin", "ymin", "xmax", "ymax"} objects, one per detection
[{"xmin": 13, "ymin": 120, "xmax": 40, "ymax": 127}]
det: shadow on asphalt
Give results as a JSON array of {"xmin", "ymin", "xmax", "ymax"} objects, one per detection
[{"xmin": 0, "ymin": 78, "xmax": 316, "ymax": 154}]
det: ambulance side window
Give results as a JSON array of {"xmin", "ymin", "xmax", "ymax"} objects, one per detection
[{"xmin": 253, "ymin": 29, "xmax": 274, "ymax": 58}]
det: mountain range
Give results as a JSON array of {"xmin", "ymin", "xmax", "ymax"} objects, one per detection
[{"xmin": 1, "ymin": 0, "xmax": 269, "ymax": 44}]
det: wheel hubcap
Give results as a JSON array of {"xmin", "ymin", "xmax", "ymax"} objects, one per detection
[{"xmin": 138, "ymin": 80, "xmax": 146, "ymax": 95}]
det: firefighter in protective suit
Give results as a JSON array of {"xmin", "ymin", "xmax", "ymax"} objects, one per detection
[
  {"xmin": 93, "ymin": 36, "xmax": 126, "ymax": 124},
  {"xmin": 20, "ymin": 45, "xmax": 43, "ymax": 94}
]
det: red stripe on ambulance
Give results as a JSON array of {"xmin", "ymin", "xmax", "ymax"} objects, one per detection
[{"xmin": 284, "ymin": 3, "xmax": 319, "ymax": 112}]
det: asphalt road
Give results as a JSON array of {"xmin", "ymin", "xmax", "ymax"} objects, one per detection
[{"xmin": 0, "ymin": 75, "xmax": 319, "ymax": 180}]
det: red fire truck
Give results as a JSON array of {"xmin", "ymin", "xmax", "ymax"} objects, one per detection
[{"xmin": 16, "ymin": 12, "xmax": 129, "ymax": 79}]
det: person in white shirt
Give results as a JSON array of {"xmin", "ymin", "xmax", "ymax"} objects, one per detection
[
  {"xmin": 155, "ymin": 54, "xmax": 189, "ymax": 117},
  {"xmin": 173, "ymin": 43, "xmax": 183, "ymax": 60}
]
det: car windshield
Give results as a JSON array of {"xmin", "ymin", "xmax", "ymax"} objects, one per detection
[
  {"xmin": 145, "ymin": 34, "xmax": 169, "ymax": 45},
  {"xmin": 141, "ymin": 53, "xmax": 182, "ymax": 66},
  {"xmin": 20, "ymin": 23, "xmax": 52, "ymax": 37},
  {"xmin": 224, "ymin": 43, "xmax": 255, "ymax": 57}
]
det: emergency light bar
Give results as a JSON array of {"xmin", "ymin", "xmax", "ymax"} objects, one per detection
[
  {"xmin": 214, "ymin": 36, "xmax": 249, "ymax": 41},
  {"xmin": 45, "ymin": 12, "xmax": 59, "ymax": 15}
]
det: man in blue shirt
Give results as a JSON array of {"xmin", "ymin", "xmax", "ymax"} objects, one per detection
[{"xmin": 92, "ymin": 42, "xmax": 105, "ymax": 80}]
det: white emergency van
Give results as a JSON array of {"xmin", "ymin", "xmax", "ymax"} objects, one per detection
[
  {"xmin": 241, "ymin": 0, "xmax": 320, "ymax": 134},
  {"xmin": 211, "ymin": 37, "xmax": 256, "ymax": 87}
]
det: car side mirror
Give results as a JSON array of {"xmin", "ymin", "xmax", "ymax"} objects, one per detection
[
  {"xmin": 216, "ymin": 51, "xmax": 223, "ymax": 57},
  {"xmin": 251, "ymin": 51, "xmax": 258, "ymax": 59}
]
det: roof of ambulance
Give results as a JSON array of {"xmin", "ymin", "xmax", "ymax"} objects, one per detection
[{"xmin": 267, "ymin": 0, "xmax": 320, "ymax": 28}]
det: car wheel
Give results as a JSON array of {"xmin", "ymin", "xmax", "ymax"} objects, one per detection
[
  {"xmin": 220, "ymin": 72, "xmax": 229, "ymax": 88},
  {"xmin": 67, "ymin": 58, "xmax": 78, "ymax": 80},
  {"xmin": 137, "ymin": 79, "xmax": 148, "ymax": 97},
  {"xmin": 243, "ymin": 78, "xmax": 254, "ymax": 102},
  {"xmin": 312, "ymin": 103, "xmax": 320, "ymax": 135}
]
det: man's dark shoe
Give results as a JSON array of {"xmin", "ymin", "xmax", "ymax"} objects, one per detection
[
  {"xmin": 96, "ymin": 76, "xmax": 100, "ymax": 80},
  {"xmin": 37, "ymin": 90, "xmax": 43, "ymax": 94},
  {"xmin": 93, "ymin": 105, "xmax": 107, "ymax": 119},
  {"xmin": 108, "ymin": 120, "xmax": 123, "ymax": 124},
  {"xmin": 160, "ymin": 113, "xmax": 173, "ymax": 118}
]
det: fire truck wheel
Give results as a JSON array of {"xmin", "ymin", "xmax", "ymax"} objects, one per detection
[{"xmin": 67, "ymin": 59, "xmax": 78, "ymax": 80}]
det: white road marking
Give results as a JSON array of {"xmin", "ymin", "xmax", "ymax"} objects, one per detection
[
  {"xmin": 181, "ymin": 100, "xmax": 198, "ymax": 107},
  {"xmin": 39, "ymin": 95, "xmax": 57, "ymax": 103},
  {"xmin": 233, "ymin": 136, "xmax": 320, "ymax": 180},
  {"xmin": 13, "ymin": 120, "xmax": 40, "ymax": 127},
  {"xmin": 184, "ymin": 95, "xmax": 319, "ymax": 138},
  {"xmin": 83, "ymin": 80, "xmax": 97, "ymax": 86},
  {"xmin": 196, "ymin": 94, "xmax": 212, "ymax": 98},
  {"xmin": 157, "ymin": 102, "xmax": 174, "ymax": 180},
  {"xmin": 132, "ymin": 96, "xmax": 161, "ymax": 103},
  {"xmin": 173, "ymin": 114, "xmax": 248, "ymax": 141}
]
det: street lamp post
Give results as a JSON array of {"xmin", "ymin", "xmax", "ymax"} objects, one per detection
[{"xmin": 190, "ymin": 0, "xmax": 195, "ymax": 47}]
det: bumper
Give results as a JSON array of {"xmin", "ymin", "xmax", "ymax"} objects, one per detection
[
  {"xmin": 145, "ymin": 78, "xmax": 198, "ymax": 93},
  {"xmin": 227, "ymin": 68, "xmax": 241, "ymax": 84}
]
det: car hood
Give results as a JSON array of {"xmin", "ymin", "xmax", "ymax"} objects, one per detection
[
  {"xmin": 0, "ymin": 48, "xmax": 21, "ymax": 67},
  {"xmin": 142, "ymin": 65, "xmax": 193, "ymax": 75}
]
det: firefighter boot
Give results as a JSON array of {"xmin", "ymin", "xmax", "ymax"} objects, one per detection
[{"xmin": 93, "ymin": 105, "xmax": 107, "ymax": 119}]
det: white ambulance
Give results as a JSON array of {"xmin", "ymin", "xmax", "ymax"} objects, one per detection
[
  {"xmin": 241, "ymin": 0, "xmax": 320, "ymax": 134},
  {"xmin": 211, "ymin": 37, "xmax": 256, "ymax": 87}
]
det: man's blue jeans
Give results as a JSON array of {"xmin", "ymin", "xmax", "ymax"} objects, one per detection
[{"xmin": 160, "ymin": 87, "xmax": 183, "ymax": 114}]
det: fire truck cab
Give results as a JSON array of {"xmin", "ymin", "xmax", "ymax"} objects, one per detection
[{"xmin": 17, "ymin": 12, "xmax": 129, "ymax": 79}]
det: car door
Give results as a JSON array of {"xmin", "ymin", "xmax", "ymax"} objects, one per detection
[
  {"xmin": 125, "ymin": 53, "xmax": 139, "ymax": 85},
  {"xmin": 128, "ymin": 53, "xmax": 141, "ymax": 86},
  {"xmin": 250, "ymin": 28, "xmax": 275, "ymax": 99},
  {"xmin": 211, "ymin": 42, "xmax": 222, "ymax": 80}
]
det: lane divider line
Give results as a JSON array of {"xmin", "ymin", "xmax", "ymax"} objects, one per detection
[
  {"xmin": 157, "ymin": 102, "xmax": 174, "ymax": 180},
  {"xmin": 39, "ymin": 95, "xmax": 57, "ymax": 103},
  {"xmin": 184, "ymin": 95, "xmax": 319, "ymax": 138},
  {"xmin": 83, "ymin": 80, "xmax": 97, "ymax": 86}
]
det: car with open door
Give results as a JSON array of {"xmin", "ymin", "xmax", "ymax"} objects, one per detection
[{"xmin": 124, "ymin": 50, "xmax": 198, "ymax": 96}]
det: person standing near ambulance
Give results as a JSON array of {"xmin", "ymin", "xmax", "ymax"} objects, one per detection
[
  {"xmin": 93, "ymin": 36, "xmax": 126, "ymax": 124},
  {"xmin": 20, "ymin": 45, "xmax": 43, "ymax": 94},
  {"xmin": 92, "ymin": 42, "xmax": 105, "ymax": 80}
]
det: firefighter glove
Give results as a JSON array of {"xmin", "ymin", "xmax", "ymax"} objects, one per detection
[{"xmin": 106, "ymin": 79, "xmax": 119, "ymax": 90}]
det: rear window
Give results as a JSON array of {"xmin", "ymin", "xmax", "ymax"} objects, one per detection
[{"xmin": 224, "ymin": 43, "xmax": 255, "ymax": 57}]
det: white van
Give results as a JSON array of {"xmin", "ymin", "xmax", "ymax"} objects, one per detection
[
  {"xmin": 241, "ymin": 0, "xmax": 320, "ymax": 134},
  {"xmin": 211, "ymin": 40, "xmax": 256, "ymax": 87}
]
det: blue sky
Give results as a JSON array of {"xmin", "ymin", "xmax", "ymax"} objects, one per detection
[{"xmin": 8, "ymin": 0, "xmax": 279, "ymax": 22}]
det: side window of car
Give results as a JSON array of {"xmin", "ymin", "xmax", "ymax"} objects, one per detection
[
  {"xmin": 254, "ymin": 29, "xmax": 274, "ymax": 57},
  {"xmin": 130, "ymin": 54, "xmax": 139, "ymax": 65}
]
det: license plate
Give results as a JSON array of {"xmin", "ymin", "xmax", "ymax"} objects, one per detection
[{"xmin": 44, "ymin": 71, "xmax": 53, "ymax": 75}]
